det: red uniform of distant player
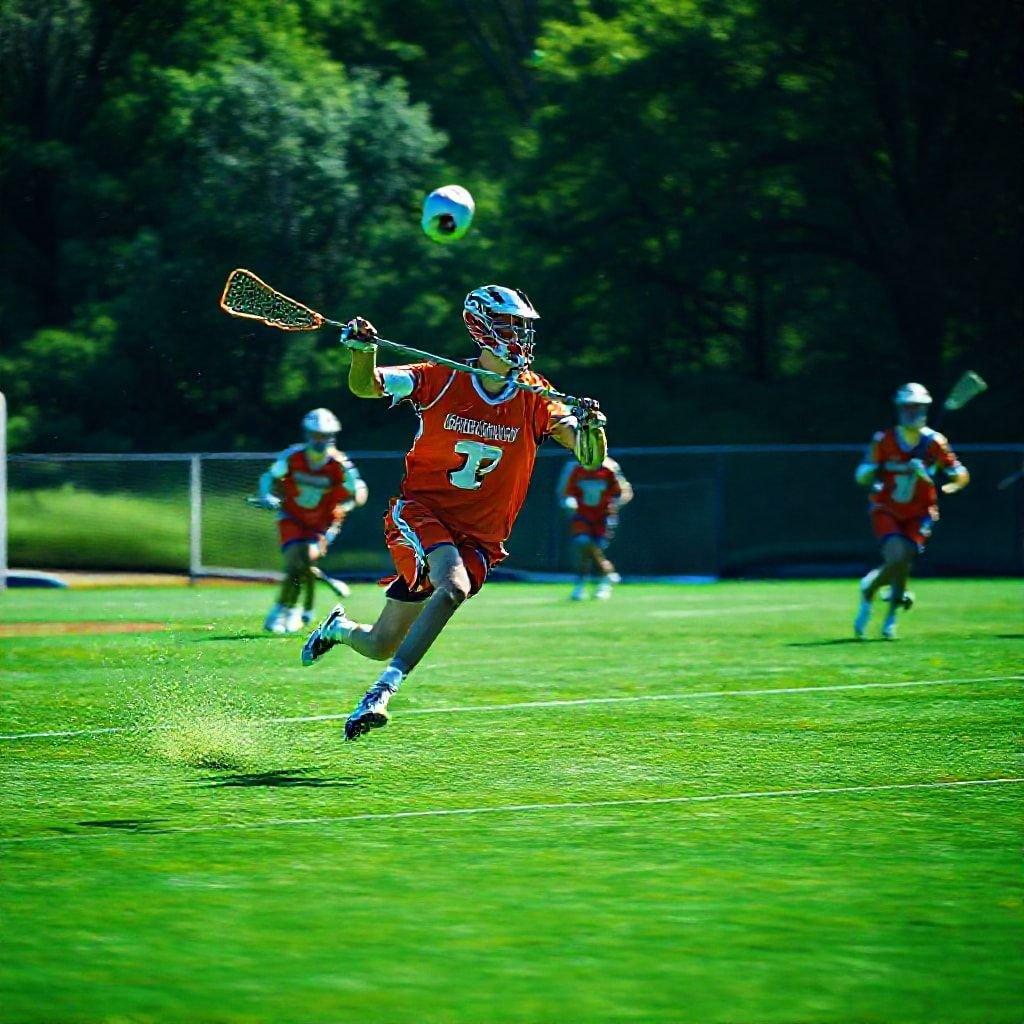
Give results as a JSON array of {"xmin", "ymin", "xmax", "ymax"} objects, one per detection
[
  {"xmin": 558, "ymin": 458, "xmax": 632, "ymax": 599},
  {"xmin": 864, "ymin": 426, "xmax": 960, "ymax": 550},
  {"xmin": 256, "ymin": 408, "xmax": 367, "ymax": 634},
  {"xmin": 301, "ymin": 284, "xmax": 609, "ymax": 741},
  {"xmin": 853, "ymin": 383, "xmax": 969, "ymax": 640},
  {"xmin": 275, "ymin": 443, "xmax": 359, "ymax": 548}
]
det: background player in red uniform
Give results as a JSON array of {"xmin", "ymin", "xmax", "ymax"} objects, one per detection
[
  {"xmin": 302, "ymin": 285, "xmax": 608, "ymax": 739},
  {"xmin": 853, "ymin": 383, "xmax": 969, "ymax": 639},
  {"xmin": 558, "ymin": 457, "xmax": 632, "ymax": 600},
  {"xmin": 255, "ymin": 408, "xmax": 368, "ymax": 633}
]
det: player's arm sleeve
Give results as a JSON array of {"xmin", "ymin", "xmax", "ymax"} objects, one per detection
[
  {"xmin": 931, "ymin": 435, "xmax": 969, "ymax": 490},
  {"xmin": 375, "ymin": 362, "xmax": 451, "ymax": 410},
  {"xmin": 342, "ymin": 458, "xmax": 369, "ymax": 507},
  {"xmin": 556, "ymin": 461, "xmax": 578, "ymax": 509},
  {"xmin": 259, "ymin": 452, "xmax": 290, "ymax": 496},
  {"xmin": 608, "ymin": 460, "xmax": 632, "ymax": 505},
  {"xmin": 855, "ymin": 434, "xmax": 882, "ymax": 487}
]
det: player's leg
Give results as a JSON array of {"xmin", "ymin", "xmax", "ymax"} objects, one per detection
[
  {"xmin": 339, "ymin": 594, "xmax": 426, "ymax": 661},
  {"xmin": 592, "ymin": 528, "xmax": 620, "ymax": 599},
  {"xmin": 571, "ymin": 533, "xmax": 592, "ymax": 600},
  {"xmin": 265, "ymin": 539, "xmax": 303, "ymax": 632},
  {"xmin": 344, "ymin": 544, "xmax": 473, "ymax": 740},
  {"xmin": 298, "ymin": 540, "xmax": 322, "ymax": 627},
  {"xmin": 856, "ymin": 511, "xmax": 903, "ymax": 636},
  {"xmin": 880, "ymin": 535, "xmax": 917, "ymax": 639},
  {"xmin": 282, "ymin": 543, "xmax": 313, "ymax": 633},
  {"xmin": 387, "ymin": 543, "xmax": 471, "ymax": 674}
]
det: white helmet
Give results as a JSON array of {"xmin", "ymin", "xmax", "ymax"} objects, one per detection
[
  {"xmin": 893, "ymin": 383, "xmax": 931, "ymax": 428},
  {"xmin": 302, "ymin": 407, "xmax": 340, "ymax": 435},
  {"xmin": 463, "ymin": 285, "xmax": 539, "ymax": 369}
]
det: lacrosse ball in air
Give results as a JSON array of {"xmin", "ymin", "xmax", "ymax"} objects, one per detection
[{"xmin": 421, "ymin": 185, "xmax": 475, "ymax": 244}]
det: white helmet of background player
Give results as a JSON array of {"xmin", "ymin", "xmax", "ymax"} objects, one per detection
[
  {"xmin": 302, "ymin": 407, "xmax": 340, "ymax": 452},
  {"xmin": 463, "ymin": 285, "xmax": 539, "ymax": 370},
  {"xmin": 893, "ymin": 383, "xmax": 932, "ymax": 429}
]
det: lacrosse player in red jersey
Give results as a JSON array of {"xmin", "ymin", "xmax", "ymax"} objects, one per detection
[
  {"xmin": 302, "ymin": 285, "xmax": 608, "ymax": 740},
  {"xmin": 853, "ymin": 383, "xmax": 969, "ymax": 639},
  {"xmin": 256, "ymin": 408, "xmax": 368, "ymax": 634},
  {"xmin": 558, "ymin": 457, "xmax": 633, "ymax": 600}
]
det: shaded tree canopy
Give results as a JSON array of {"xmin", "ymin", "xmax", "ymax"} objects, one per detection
[{"xmin": 1, "ymin": 0, "xmax": 1020, "ymax": 451}]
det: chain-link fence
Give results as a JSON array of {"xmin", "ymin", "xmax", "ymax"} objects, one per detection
[{"xmin": 7, "ymin": 445, "xmax": 1023, "ymax": 578}]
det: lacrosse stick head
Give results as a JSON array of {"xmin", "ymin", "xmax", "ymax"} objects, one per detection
[
  {"xmin": 943, "ymin": 371, "xmax": 988, "ymax": 411},
  {"xmin": 220, "ymin": 269, "xmax": 325, "ymax": 331}
]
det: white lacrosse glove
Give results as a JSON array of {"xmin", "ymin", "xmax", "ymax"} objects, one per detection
[
  {"xmin": 562, "ymin": 496, "xmax": 579, "ymax": 513},
  {"xmin": 340, "ymin": 317, "xmax": 378, "ymax": 352},
  {"xmin": 255, "ymin": 493, "xmax": 281, "ymax": 511},
  {"xmin": 907, "ymin": 458, "xmax": 932, "ymax": 482}
]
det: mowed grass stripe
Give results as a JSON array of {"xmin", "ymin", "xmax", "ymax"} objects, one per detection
[
  {"xmin": 2, "ymin": 777, "xmax": 1020, "ymax": 846},
  {"xmin": 2, "ymin": 673, "xmax": 1019, "ymax": 742}
]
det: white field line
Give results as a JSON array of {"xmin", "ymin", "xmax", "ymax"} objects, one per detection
[
  {"xmin": 1, "ymin": 674, "xmax": 1020, "ymax": 743},
  {"xmin": 475, "ymin": 603, "xmax": 812, "ymax": 629},
  {"xmin": 2, "ymin": 777, "xmax": 1021, "ymax": 846}
]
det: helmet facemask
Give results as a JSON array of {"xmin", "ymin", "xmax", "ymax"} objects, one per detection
[
  {"xmin": 897, "ymin": 403, "xmax": 929, "ymax": 429},
  {"xmin": 893, "ymin": 383, "xmax": 931, "ymax": 429},
  {"xmin": 302, "ymin": 408, "xmax": 340, "ymax": 453},
  {"xmin": 463, "ymin": 286, "xmax": 539, "ymax": 370},
  {"xmin": 305, "ymin": 430, "xmax": 335, "ymax": 454}
]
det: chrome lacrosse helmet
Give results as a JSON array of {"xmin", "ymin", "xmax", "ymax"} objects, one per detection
[
  {"xmin": 302, "ymin": 407, "xmax": 341, "ymax": 452},
  {"xmin": 463, "ymin": 285, "xmax": 539, "ymax": 369},
  {"xmin": 893, "ymin": 383, "xmax": 932, "ymax": 429}
]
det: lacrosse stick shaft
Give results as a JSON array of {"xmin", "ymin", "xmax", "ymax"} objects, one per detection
[{"xmin": 364, "ymin": 336, "xmax": 583, "ymax": 408}]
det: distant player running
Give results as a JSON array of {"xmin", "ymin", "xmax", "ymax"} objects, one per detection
[
  {"xmin": 853, "ymin": 383, "xmax": 969, "ymax": 639},
  {"xmin": 302, "ymin": 285, "xmax": 608, "ymax": 739},
  {"xmin": 256, "ymin": 408, "xmax": 368, "ymax": 633},
  {"xmin": 558, "ymin": 457, "xmax": 632, "ymax": 600}
]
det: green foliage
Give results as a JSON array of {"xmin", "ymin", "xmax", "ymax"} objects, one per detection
[{"xmin": 0, "ymin": 0, "xmax": 1020, "ymax": 450}]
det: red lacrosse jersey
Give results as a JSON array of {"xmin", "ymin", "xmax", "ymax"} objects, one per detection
[
  {"xmin": 864, "ymin": 427, "xmax": 961, "ymax": 518},
  {"xmin": 273, "ymin": 445, "xmax": 356, "ymax": 534},
  {"xmin": 560, "ymin": 460, "xmax": 623, "ymax": 519},
  {"xmin": 381, "ymin": 362, "xmax": 570, "ymax": 548}
]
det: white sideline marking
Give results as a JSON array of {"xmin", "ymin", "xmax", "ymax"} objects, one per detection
[
  {"xmin": 2, "ymin": 777, "xmax": 1020, "ymax": 846},
  {"xmin": 479, "ymin": 603, "xmax": 812, "ymax": 629},
  {"xmin": 1, "ymin": 674, "xmax": 1020, "ymax": 742}
]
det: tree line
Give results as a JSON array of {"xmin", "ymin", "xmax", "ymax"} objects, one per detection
[{"xmin": 1, "ymin": 0, "xmax": 1020, "ymax": 451}]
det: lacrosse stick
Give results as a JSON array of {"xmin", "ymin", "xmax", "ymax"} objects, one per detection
[
  {"xmin": 244, "ymin": 496, "xmax": 350, "ymax": 598},
  {"xmin": 219, "ymin": 268, "xmax": 590, "ymax": 409},
  {"xmin": 935, "ymin": 371, "xmax": 987, "ymax": 427}
]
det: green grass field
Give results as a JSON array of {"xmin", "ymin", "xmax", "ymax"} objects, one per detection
[{"xmin": 1, "ymin": 580, "xmax": 1021, "ymax": 1023}]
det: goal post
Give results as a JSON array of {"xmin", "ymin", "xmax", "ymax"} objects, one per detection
[{"xmin": 0, "ymin": 391, "xmax": 7, "ymax": 591}]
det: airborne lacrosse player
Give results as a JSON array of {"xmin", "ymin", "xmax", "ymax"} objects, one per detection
[
  {"xmin": 558, "ymin": 457, "xmax": 633, "ymax": 600},
  {"xmin": 255, "ymin": 408, "xmax": 368, "ymax": 633},
  {"xmin": 301, "ymin": 285, "xmax": 608, "ymax": 740},
  {"xmin": 853, "ymin": 383, "xmax": 969, "ymax": 639}
]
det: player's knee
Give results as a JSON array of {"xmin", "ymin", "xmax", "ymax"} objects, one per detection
[
  {"xmin": 435, "ymin": 579, "xmax": 469, "ymax": 609},
  {"xmin": 434, "ymin": 565, "xmax": 471, "ymax": 608}
]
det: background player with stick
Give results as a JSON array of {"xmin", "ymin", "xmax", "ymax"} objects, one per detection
[
  {"xmin": 254, "ymin": 408, "xmax": 368, "ymax": 633},
  {"xmin": 853, "ymin": 380, "xmax": 977, "ymax": 639},
  {"xmin": 558, "ymin": 457, "xmax": 633, "ymax": 600}
]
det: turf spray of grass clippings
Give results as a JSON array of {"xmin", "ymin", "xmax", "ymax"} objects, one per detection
[{"xmin": 125, "ymin": 676, "xmax": 292, "ymax": 773}]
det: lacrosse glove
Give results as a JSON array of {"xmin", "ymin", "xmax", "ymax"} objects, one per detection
[{"xmin": 340, "ymin": 317, "xmax": 379, "ymax": 352}]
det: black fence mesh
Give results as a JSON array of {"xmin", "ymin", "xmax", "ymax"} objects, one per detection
[{"xmin": 8, "ymin": 445, "xmax": 1023, "ymax": 577}]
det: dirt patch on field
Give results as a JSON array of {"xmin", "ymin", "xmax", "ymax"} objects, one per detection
[{"xmin": 0, "ymin": 621, "xmax": 169, "ymax": 637}]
